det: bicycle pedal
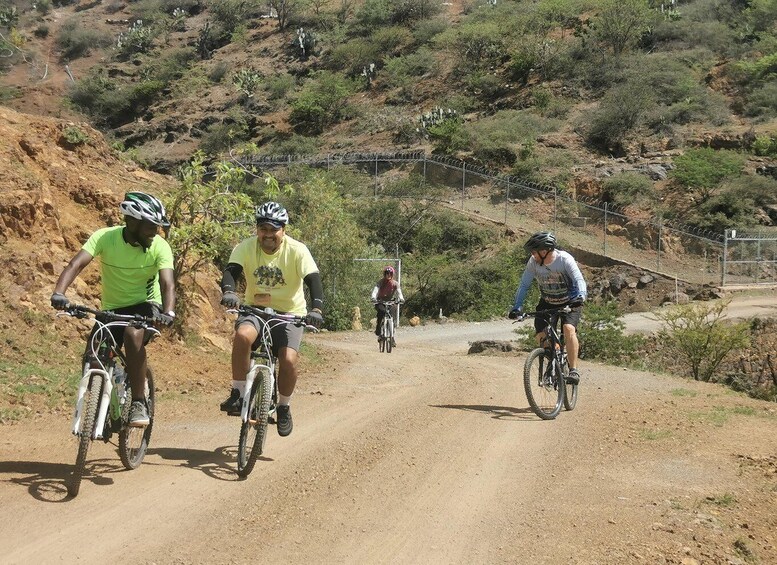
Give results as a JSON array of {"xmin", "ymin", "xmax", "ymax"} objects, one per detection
[
  {"xmin": 268, "ymin": 416, "xmax": 276, "ymax": 424},
  {"xmin": 226, "ymin": 410, "xmax": 241, "ymax": 417}
]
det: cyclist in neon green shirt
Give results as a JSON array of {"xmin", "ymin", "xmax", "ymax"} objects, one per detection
[
  {"xmin": 220, "ymin": 202, "xmax": 324, "ymax": 437},
  {"xmin": 51, "ymin": 192, "xmax": 176, "ymax": 426}
]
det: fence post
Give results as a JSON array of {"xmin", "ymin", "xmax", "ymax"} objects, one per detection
[
  {"xmin": 504, "ymin": 176, "xmax": 510, "ymax": 225},
  {"xmin": 374, "ymin": 154, "xmax": 379, "ymax": 197},
  {"xmin": 461, "ymin": 161, "xmax": 466, "ymax": 210},
  {"xmin": 287, "ymin": 154, "xmax": 291, "ymax": 185},
  {"xmin": 657, "ymin": 222, "xmax": 662, "ymax": 271},
  {"xmin": 603, "ymin": 201, "xmax": 608, "ymax": 257},
  {"xmin": 721, "ymin": 228, "xmax": 728, "ymax": 286}
]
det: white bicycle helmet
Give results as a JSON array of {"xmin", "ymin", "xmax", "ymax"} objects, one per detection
[
  {"xmin": 120, "ymin": 192, "xmax": 170, "ymax": 227},
  {"xmin": 255, "ymin": 201, "xmax": 289, "ymax": 227}
]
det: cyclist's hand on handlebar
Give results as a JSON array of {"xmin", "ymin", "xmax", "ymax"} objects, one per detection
[
  {"xmin": 508, "ymin": 308, "xmax": 523, "ymax": 320},
  {"xmin": 305, "ymin": 309, "xmax": 324, "ymax": 328},
  {"xmin": 221, "ymin": 291, "xmax": 240, "ymax": 308},
  {"xmin": 153, "ymin": 311, "xmax": 175, "ymax": 327},
  {"xmin": 51, "ymin": 293, "xmax": 69, "ymax": 310},
  {"xmin": 569, "ymin": 298, "xmax": 584, "ymax": 308}
]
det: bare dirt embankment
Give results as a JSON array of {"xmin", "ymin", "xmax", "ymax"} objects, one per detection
[{"xmin": 1, "ymin": 320, "xmax": 776, "ymax": 564}]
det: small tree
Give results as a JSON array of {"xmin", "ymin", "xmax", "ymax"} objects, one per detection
[
  {"xmin": 656, "ymin": 300, "xmax": 750, "ymax": 382},
  {"xmin": 164, "ymin": 152, "xmax": 291, "ymax": 326}
]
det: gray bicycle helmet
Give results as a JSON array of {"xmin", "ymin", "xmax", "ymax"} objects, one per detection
[
  {"xmin": 255, "ymin": 201, "xmax": 289, "ymax": 227},
  {"xmin": 524, "ymin": 231, "xmax": 557, "ymax": 252},
  {"xmin": 120, "ymin": 192, "xmax": 170, "ymax": 227}
]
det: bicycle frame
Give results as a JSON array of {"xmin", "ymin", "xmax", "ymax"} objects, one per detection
[{"xmin": 66, "ymin": 308, "xmax": 159, "ymax": 439}]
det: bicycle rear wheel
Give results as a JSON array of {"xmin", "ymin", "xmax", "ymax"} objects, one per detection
[
  {"xmin": 563, "ymin": 362, "xmax": 578, "ymax": 411},
  {"xmin": 236, "ymin": 368, "xmax": 272, "ymax": 477},
  {"xmin": 386, "ymin": 320, "xmax": 393, "ymax": 353},
  {"xmin": 523, "ymin": 348, "xmax": 563, "ymax": 420},
  {"xmin": 119, "ymin": 367, "xmax": 155, "ymax": 470},
  {"xmin": 68, "ymin": 374, "xmax": 101, "ymax": 497}
]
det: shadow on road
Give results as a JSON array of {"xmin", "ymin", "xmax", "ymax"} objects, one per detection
[
  {"xmin": 147, "ymin": 446, "xmax": 271, "ymax": 481},
  {"xmin": 430, "ymin": 404, "xmax": 536, "ymax": 420},
  {"xmin": 0, "ymin": 459, "xmax": 119, "ymax": 502}
]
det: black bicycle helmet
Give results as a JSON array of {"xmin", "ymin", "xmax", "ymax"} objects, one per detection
[
  {"xmin": 524, "ymin": 231, "xmax": 557, "ymax": 252},
  {"xmin": 255, "ymin": 201, "xmax": 289, "ymax": 227},
  {"xmin": 120, "ymin": 192, "xmax": 170, "ymax": 227}
]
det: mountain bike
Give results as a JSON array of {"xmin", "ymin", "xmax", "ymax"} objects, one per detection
[
  {"xmin": 374, "ymin": 299, "xmax": 399, "ymax": 353},
  {"xmin": 516, "ymin": 305, "xmax": 578, "ymax": 420},
  {"xmin": 60, "ymin": 304, "xmax": 160, "ymax": 496},
  {"xmin": 229, "ymin": 304, "xmax": 318, "ymax": 478}
]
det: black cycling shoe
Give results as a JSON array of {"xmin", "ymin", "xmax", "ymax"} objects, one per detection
[
  {"xmin": 566, "ymin": 369, "xmax": 580, "ymax": 385},
  {"xmin": 276, "ymin": 404, "xmax": 293, "ymax": 437},
  {"xmin": 220, "ymin": 388, "xmax": 242, "ymax": 414}
]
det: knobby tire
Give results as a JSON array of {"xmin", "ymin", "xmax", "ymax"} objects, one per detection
[
  {"xmin": 68, "ymin": 374, "xmax": 101, "ymax": 497},
  {"xmin": 523, "ymin": 348, "xmax": 564, "ymax": 420},
  {"xmin": 236, "ymin": 368, "xmax": 272, "ymax": 477},
  {"xmin": 563, "ymin": 360, "xmax": 578, "ymax": 411},
  {"xmin": 119, "ymin": 367, "xmax": 155, "ymax": 470}
]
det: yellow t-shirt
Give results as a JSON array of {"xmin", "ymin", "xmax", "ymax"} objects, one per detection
[{"xmin": 228, "ymin": 234, "xmax": 318, "ymax": 316}]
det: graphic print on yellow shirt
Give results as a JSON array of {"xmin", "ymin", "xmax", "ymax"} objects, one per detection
[{"xmin": 228, "ymin": 234, "xmax": 318, "ymax": 316}]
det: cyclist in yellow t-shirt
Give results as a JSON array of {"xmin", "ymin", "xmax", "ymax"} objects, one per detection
[
  {"xmin": 50, "ymin": 192, "xmax": 176, "ymax": 426},
  {"xmin": 219, "ymin": 202, "xmax": 324, "ymax": 437}
]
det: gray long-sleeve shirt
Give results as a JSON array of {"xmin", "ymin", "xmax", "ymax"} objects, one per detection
[{"xmin": 513, "ymin": 249, "xmax": 587, "ymax": 309}]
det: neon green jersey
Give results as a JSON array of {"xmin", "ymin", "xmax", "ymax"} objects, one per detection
[
  {"xmin": 81, "ymin": 226, "xmax": 174, "ymax": 310},
  {"xmin": 228, "ymin": 234, "xmax": 318, "ymax": 316}
]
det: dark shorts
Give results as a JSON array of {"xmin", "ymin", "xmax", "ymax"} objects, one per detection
[
  {"xmin": 84, "ymin": 302, "xmax": 159, "ymax": 357},
  {"xmin": 236, "ymin": 313, "xmax": 304, "ymax": 356},
  {"xmin": 534, "ymin": 299, "xmax": 582, "ymax": 334}
]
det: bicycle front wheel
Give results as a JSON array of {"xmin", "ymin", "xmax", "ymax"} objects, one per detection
[
  {"xmin": 523, "ymin": 348, "xmax": 563, "ymax": 420},
  {"xmin": 386, "ymin": 320, "xmax": 393, "ymax": 353},
  {"xmin": 69, "ymin": 374, "xmax": 101, "ymax": 497},
  {"xmin": 236, "ymin": 368, "xmax": 272, "ymax": 477},
  {"xmin": 119, "ymin": 367, "xmax": 155, "ymax": 470}
]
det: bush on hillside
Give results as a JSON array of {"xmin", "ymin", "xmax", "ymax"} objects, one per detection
[
  {"xmin": 655, "ymin": 300, "xmax": 750, "ymax": 382},
  {"xmin": 56, "ymin": 19, "xmax": 112, "ymax": 61},
  {"xmin": 577, "ymin": 302, "xmax": 643, "ymax": 363},
  {"xmin": 584, "ymin": 80, "xmax": 653, "ymax": 154},
  {"xmin": 602, "ymin": 172, "xmax": 655, "ymax": 208},
  {"xmin": 670, "ymin": 148, "xmax": 745, "ymax": 199},
  {"xmin": 289, "ymin": 72, "xmax": 357, "ymax": 134}
]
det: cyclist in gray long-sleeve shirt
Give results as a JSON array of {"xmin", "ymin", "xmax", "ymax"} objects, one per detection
[{"xmin": 509, "ymin": 232, "xmax": 587, "ymax": 384}]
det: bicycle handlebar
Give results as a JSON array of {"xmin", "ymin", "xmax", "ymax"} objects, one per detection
[
  {"xmin": 520, "ymin": 305, "xmax": 572, "ymax": 317},
  {"xmin": 59, "ymin": 304, "xmax": 161, "ymax": 332},
  {"xmin": 228, "ymin": 304, "xmax": 320, "ymax": 332}
]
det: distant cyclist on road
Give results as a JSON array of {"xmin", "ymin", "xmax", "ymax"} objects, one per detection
[
  {"xmin": 371, "ymin": 266, "xmax": 404, "ymax": 347},
  {"xmin": 508, "ymin": 232, "xmax": 587, "ymax": 384},
  {"xmin": 219, "ymin": 201, "xmax": 324, "ymax": 437},
  {"xmin": 50, "ymin": 192, "xmax": 176, "ymax": 426}
]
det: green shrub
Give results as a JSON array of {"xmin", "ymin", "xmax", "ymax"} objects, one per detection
[
  {"xmin": 208, "ymin": 61, "xmax": 229, "ymax": 83},
  {"xmin": 56, "ymin": 19, "xmax": 112, "ymax": 60},
  {"xmin": 413, "ymin": 16, "xmax": 447, "ymax": 45},
  {"xmin": 577, "ymin": 301, "xmax": 643, "ymax": 362},
  {"xmin": 326, "ymin": 38, "xmax": 381, "ymax": 75},
  {"xmin": 655, "ymin": 300, "xmax": 750, "ymax": 382},
  {"xmin": 232, "ymin": 67, "xmax": 262, "ymax": 98},
  {"xmin": 602, "ymin": 172, "xmax": 655, "ymax": 207},
  {"xmin": 382, "ymin": 47, "xmax": 438, "ymax": 89},
  {"xmin": 671, "ymin": 148, "xmax": 745, "ymax": 195},
  {"xmin": 116, "ymin": 20, "xmax": 156, "ymax": 58},
  {"xmin": 289, "ymin": 72, "xmax": 357, "ymax": 134},
  {"xmin": 751, "ymin": 135, "xmax": 777, "ymax": 157},
  {"xmin": 584, "ymin": 80, "xmax": 652, "ymax": 153},
  {"xmin": 200, "ymin": 112, "xmax": 250, "ymax": 155},
  {"xmin": 33, "ymin": 25, "xmax": 50, "ymax": 38},
  {"xmin": 743, "ymin": 82, "xmax": 777, "ymax": 119},
  {"xmin": 209, "ymin": 0, "xmax": 257, "ymax": 35},
  {"xmin": 261, "ymin": 133, "xmax": 319, "ymax": 156},
  {"xmin": 62, "ymin": 126, "xmax": 90, "ymax": 145},
  {"xmin": 265, "ymin": 73, "xmax": 295, "ymax": 101},
  {"xmin": 435, "ymin": 21, "xmax": 507, "ymax": 69},
  {"xmin": 371, "ymin": 25, "xmax": 413, "ymax": 54}
]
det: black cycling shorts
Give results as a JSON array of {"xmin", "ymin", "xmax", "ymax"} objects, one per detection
[{"xmin": 533, "ymin": 299, "xmax": 582, "ymax": 334}]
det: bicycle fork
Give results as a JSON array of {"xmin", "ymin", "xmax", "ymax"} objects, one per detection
[
  {"xmin": 240, "ymin": 360, "xmax": 275, "ymax": 424},
  {"xmin": 71, "ymin": 366, "xmax": 115, "ymax": 440}
]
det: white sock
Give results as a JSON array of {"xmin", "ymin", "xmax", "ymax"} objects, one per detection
[
  {"xmin": 278, "ymin": 393, "xmax": 292, "ymax": 406},
  {"xmin": 232, "ymin": 380, "xmax": 246, "ymax": 396}
]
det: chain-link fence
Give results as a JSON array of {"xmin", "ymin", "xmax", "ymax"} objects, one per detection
[
  {"xmin": 240, "ymin": 151, "xmax": 768, "ymax": 287},
  {"xmin": 722, "ymin": 229, "xmax": 777, "ymax": 286}
]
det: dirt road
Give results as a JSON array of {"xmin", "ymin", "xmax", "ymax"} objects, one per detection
[{"xmin": 1, "ymin": 318, "xmax": 776, "ymax": 564}]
